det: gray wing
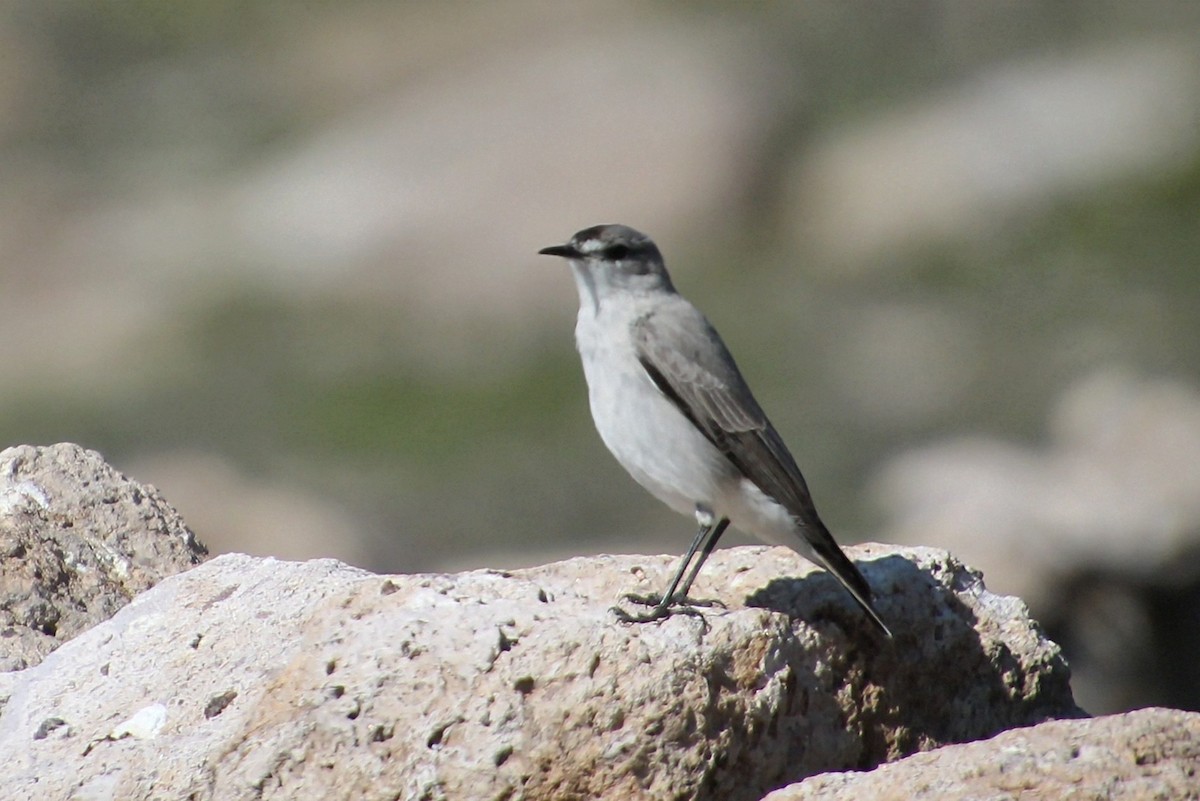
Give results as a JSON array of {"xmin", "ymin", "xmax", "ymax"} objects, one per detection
[
  {"xmin": 634, "ymin": 301, "xmax": 891, "ymax": 636},
  {"xmin": 631, "ymin": 302, "xmax": 822, "ymax": 526}
]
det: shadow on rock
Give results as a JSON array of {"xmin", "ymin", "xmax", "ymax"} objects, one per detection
[{"xmin": 744, "ymin": 550, "xmax": 1083, "ymax": 776}]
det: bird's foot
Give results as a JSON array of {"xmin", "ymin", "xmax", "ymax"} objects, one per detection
[
  {"xmin": 609, "ymin": 593, "xmax": 725, "ymax": 626},
  {"xmin": 619, "ymin": 591, "xmax": 668, "ymax": 608},
  {"xmin": 620, "ymin": 592, "xmax": 725, "ymax": 610}
]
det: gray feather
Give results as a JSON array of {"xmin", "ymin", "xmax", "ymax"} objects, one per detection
[
  {"xmin": 632, "ymin": 301, "xmax": 890, "ymax": 635},
  {"xmin": 632, "ymin": 302, "xmax": 821, "ymax": 526}
]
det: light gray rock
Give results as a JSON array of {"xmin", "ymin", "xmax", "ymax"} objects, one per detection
[
  {"xmin": 0, "ymin": 544, "xmax": 1078, "ymax": 801},
  {"xmin": 0, "ymin": 443, "xmax": 207, "ymax": 672},
  {"xmin": 765, "ymin": 707, "xmax": 1200, "ymax": 801}
]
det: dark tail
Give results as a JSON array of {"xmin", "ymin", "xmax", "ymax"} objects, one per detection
[{"xmin": 804, "ymin": 527, "xmax": 892, "ymax": 638}]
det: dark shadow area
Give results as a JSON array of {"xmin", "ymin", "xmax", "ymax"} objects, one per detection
[
  {"xmin": 1044, "ymin": 537, "xmax": 1200, "ymax": 714},
  {"xmin": 710, "ymin": 553, "xmax": 1085, "ymax": 797}
]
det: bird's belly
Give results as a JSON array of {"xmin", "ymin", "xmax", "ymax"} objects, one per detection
[
  {"xmin": 583, "ymin": 357, "xmax": 735, "ymax": 517},
  {"xmin": 717, "ymin": 477, "xmax": 809, "ymax": 551}
]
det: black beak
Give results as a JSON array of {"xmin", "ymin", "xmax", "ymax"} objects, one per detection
[{"xmin": 538, "ymin": 243, "xmax": 580, "ymax": 258}]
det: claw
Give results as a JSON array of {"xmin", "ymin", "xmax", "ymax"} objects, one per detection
[
  {"xmin": 609, "ymin": 594, "xmax": 718, "ymax": 634},
  {"xmin": 619, "ymin": 592, "xmax": 725, "ymax": 610},
  {"xmin": 610, "ymin": 603, "xmax": 709, "ymax": 629},
  {"xmin": 620, "ymin": 592, "xmax": 666, "ymax": 607},
  {"xmin": 682, "ymin": 597, "xmax": 725, "ymax": 610}
]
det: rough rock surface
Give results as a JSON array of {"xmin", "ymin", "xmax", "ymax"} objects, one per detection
[
  {"xmin": 0, "ymin": 443, "xmax": 208, "ymax": 671},
  {"xmin": 766, "ymin": 707, "xmax": 1200, "ymax": 801},
  {"xmin": 0, "ymin": 544, "xmax": 1080, "ymax": 801}
]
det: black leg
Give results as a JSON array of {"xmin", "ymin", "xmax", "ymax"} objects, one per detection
[
  {"xmin": 612, "ymin": 516, "xmax": 728, "ymax": 624},
  {"xmin": 676, "ymin": 517, "xmax": 729, "ymax": 600}
]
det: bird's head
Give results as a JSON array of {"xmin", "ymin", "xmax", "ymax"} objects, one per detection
[{"xmin": 539, "ymin": 224, "xmax": 675, "ymax": 309}]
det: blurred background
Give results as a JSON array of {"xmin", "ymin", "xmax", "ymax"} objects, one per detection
[{"xmin": 2, "ymin": 1, "xmax": 1198, "ymax": 715}]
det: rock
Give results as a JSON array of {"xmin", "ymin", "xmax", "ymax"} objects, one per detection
[
  {"xmin": 0, "ymin": 544, "xmax": 1079, "ymax": 801},
  {"xmin": 0, "ymin": 443, "xmax": 207, "ymax": 671},
  {"xmin": 872, "ymin": 369, "xmax": 1200, "ymax": 712},
  {"xmin": 0, "ymin": 5, "xmax": 778, "ymax": 393},
  {"xmin": 874, "ymin": 370, "xmax": 1200, "ymax": 609},
  {"xmin": 124, "ymin": 450, "xmax": 370, "ymax": 566},
  {"xmin": 787, "ymin": 38, "xmax": 1200, "ymax": 270},
  {"xmin": 764, "ymin": 707, "xmax": 1200, "ymax": 801}
]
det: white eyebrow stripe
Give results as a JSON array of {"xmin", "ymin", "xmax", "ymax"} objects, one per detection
[{"xmin": 576, "ymin": 238, "xmax": 606, "ymax": 253}]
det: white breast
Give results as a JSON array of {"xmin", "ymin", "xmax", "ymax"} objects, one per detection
[{"xmin": 574, "ymin": 302, "xmax": 735, "ymax": 519}]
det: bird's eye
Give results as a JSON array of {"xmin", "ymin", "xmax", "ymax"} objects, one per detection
[{"xmin": 606, "ymin": 245, "xmax": 630, "ymax": 260}]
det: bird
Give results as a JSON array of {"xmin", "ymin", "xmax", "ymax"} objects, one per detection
[{"xmin": 538, "ymin": 224, "xmax": 890, "ymax": 636}]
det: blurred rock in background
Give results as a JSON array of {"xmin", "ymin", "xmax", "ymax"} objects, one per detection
[
  {"xmin": 1, "ymin": 1, "xmax": 1198, "ymax": 714},
  {"xmin": 873, "ymin": 368, "xmax": 1200, "ymax": 714}
]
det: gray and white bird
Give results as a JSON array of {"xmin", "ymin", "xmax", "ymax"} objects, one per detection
[{"xmin": 539, "ymin": 224, "xmax": 890, "ymax": 636}]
